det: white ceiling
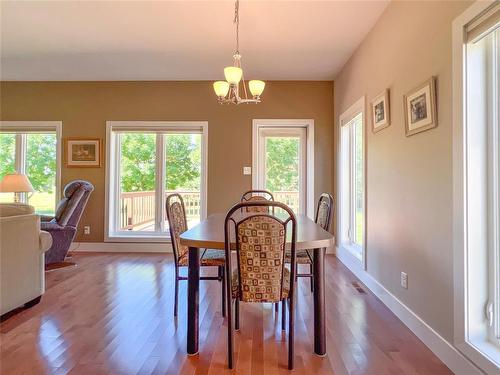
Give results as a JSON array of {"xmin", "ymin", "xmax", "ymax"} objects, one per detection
[{"xmin": 0, "ymin": 0, "xmax": 389, "ymax": 81}]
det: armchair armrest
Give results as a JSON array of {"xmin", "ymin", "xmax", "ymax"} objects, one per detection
[
  {"xmin": 40, "ymin": 222, "xmax": 66, "ymax": 231},
  {"xmin": 40, "ymin": 215, "xmax": 55, "ymax": 222},
  {"xmin": 39, "ymin": 230, "xmax": 53, "ymax": 252}
]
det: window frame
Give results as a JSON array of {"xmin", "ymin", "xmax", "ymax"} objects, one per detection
[
  {"xmin": 452, "ymin": 1, "xmax": 500, "ymax": 373},
  {"xmin": 339, "ymin": 97, "xmax": 366, "ymax": 268},
  {"xmin": 105, "ymin": 121, "xmax": 208, "ymax": 242},
  {"xmin": 0, "ymin": 121, "xmax": 62, "ymax": 211}
]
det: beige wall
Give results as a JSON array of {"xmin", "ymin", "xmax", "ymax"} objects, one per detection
[
  {"xmin": 334, "ymin": 1, "xmax": 471, "ymax": 342},
  {"xmin": 0, "ymin": 81, "xmax": 334, "ymax": 242}
]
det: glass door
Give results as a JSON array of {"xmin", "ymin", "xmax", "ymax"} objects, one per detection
[{"xmin": 256, "ymin": 127, "xmax": 307, "ymax": 214}]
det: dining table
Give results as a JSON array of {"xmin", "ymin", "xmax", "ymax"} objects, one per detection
[{"xmin": 179, "ymin": 212, "xmax": 334, "ymax": 357}]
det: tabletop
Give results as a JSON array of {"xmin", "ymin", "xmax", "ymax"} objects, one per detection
[{"xmin": 180, "ymin": 213, "xmax": 334, "ymax": 250}]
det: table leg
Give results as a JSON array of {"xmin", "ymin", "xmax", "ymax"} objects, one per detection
[
  {"xmin": 187, "ymin": 246, "xmax": 200, "ymax": 355},
  {"xmin": 313, "ymin": 247, "xmax": 326, "ymax": 356}
]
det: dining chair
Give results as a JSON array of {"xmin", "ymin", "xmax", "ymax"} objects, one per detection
[
  {"xmin": 224, "ymin": 200, "xmax": 297, "ymax": 370},
  {"xmin": 240, "ymin": 189, "xmax": 274, "ymax": 213},
  {"xmin": 166, "ymin": 193, "xmax": 226, "ymax": 317},
  {"xmin": 286, "ymin": 193, "xmax": 334, "ymax": 292}
]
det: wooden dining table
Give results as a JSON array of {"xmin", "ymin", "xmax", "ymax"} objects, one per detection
[{"xmin": 179, "ymin": 212, "xmax": 334, "ymax": 357}]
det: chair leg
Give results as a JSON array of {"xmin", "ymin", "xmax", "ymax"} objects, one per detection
[
  {"xmin": 288, "ymin": 297, "xmax": 295, "ymax": 370},
  {"xmin": 281, "ymin": 299, "xmax": 286, "ymax": 331},
  {"xmin": 174, "ymin": 271, "xmax": 179, "ymax": 317},
  {"xmin": 235, "ymin": 298, "xmax": 240, "ymax": 331},
  {"xmin": 275, "ymin": 302, "xmax": 279, "ymax": 312},
  {"xmin": 310, "ymin": 263, "xmax": 314, "ymax": 292},
  {"xmin": 221, "ymin": 267, "xmax": 226, "ymax": 317},
  {"xmin": 227, "ymin": 299, "xmax": 234, "ymax": 369},
  {"xmin": 218, "ymin": 265, "xmax": 222, "ymax": 282}
]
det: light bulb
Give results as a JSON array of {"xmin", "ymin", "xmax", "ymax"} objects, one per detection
[
  {"xmin": 249, "ymin": 80, "xmax": 265, "ymax": 97},
  {"xmin": 213, "ymin": 81, "xmax": 230, "ymax": 98},
  {"xmin": 224, "ymin": 67, "xmax": 243, "ymax": 85}
]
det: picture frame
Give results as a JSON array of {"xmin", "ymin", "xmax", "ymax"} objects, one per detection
[
  {"xmin": 404, "ymin": 77, "xmax": 437, "ymax": 136},
  {"xmin": 65, "ymin": 138, "xmax": 102, "ymax": 167},
  {"xmin": 371, "ymin": 89, "xmax": 390, "ymax": 132}
]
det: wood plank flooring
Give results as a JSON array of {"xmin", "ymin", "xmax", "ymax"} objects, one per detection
[{"xmin": 0, "ymin": 253, "xmax": 452, "ymax": 375}]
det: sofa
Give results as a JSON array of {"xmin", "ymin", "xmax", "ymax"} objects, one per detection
[
  {"xmin": 41, "ymin": 180, "xmax": 94, "ymax": 264},
  {"xmin": 0, "ymin": 203, "xmax": 52, "ymax": 315}
]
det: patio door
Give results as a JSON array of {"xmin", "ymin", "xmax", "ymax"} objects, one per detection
[{"xmin": 253, "ymin": 120, "xmax": 314, "ymax": 216}]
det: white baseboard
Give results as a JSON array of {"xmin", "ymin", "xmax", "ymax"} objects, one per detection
[
  {"xmin": 71, "ymin": 242, "xmax": 173, "ymax": 253},
  {"xmin": 336, "ymin": 246, "xmax": 484, "ymax": 375}
]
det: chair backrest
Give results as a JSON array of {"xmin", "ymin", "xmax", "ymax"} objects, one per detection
[
  {"xmin": 166, "ymin": 193, "xmax": 188, "ymax": 266},
  {"xmin": 314, "ymin": 193, "xmax": 334, "ymax": 231},
  {"xmin": 54, "ymin": 180, "xmax": 94, "ymax": 227},
  {"xmin": 225, "ymin": 200, "xmax": 297, "ymax": 303},
  {"xmin": 240, "ymin": 189, "xmax": 274, "ymax": 213}
]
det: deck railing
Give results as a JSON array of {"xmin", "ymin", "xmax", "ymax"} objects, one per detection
[{"xmin": 119, "ymin": 190, "xmax": 299, "ymax": 230}]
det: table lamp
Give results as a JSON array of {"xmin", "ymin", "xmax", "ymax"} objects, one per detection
[{"xmin": 0, "ymin": 173, "xmax": 34, "ymax": 202}]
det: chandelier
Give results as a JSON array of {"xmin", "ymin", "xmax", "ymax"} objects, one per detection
[{"xmin": 213, "ymin": 0, "xmax": 265, "ymax": 104}]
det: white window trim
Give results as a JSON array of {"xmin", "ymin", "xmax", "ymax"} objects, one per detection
[
  {"xmin": 252, "ymin": 119, "xmax": 315, "ymax": 218},
  {"xmin": 452, "ymin": 1, "xmax": 500, "ymax": 373},
  {"xmin": 338, "ymin": 97, "xmax": 366, "ymax": 269},
  {"xmin": 0, "ymin": 121, "xmax": 62, "ymax": 205},
  {"xmin": 105, "ymin": 121, "xmax": 208, "ymax": 243}
]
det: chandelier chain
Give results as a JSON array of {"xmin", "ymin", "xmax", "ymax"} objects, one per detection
[{"xmin": 234, "ymin": 0, "xmax": 240, "ymax": 54}]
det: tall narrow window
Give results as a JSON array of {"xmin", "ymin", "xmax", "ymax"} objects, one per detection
[
  {"xmin": 454, "ymin": 2, "xmax": 500, "ymax": 372},
  {"xmin": 339, "ymin": 98, "xmax": 365, "ymax": 264},
  {"xmin": 0, "ymin": 122, "xmax": 61, "ymax": 215},
  {"xmin": 253, "ymin": 120, "xmax": 314, "ymax": 217},
  {"xmin": 465, "ymin": 6, "xmax": 500, "ymax": 354},
  {"xmin": 106, "ymin": 122, "xmax": 207, "ymax": 241}
]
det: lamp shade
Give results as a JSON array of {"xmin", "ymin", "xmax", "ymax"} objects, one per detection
[
  {"xmin": 213, "ymin": 81, "xmax": 230, "ymax": 97},
  {"xmin": 224, "ymin": 67, "xmax": 243, "ymax": 85},
  {"xmin": 0, "ymin": 173, "xmax": 34, "ymax": 193},
  {"xmin": 249, "ymin": 80, "xmax": 265, "ymax": 97}
]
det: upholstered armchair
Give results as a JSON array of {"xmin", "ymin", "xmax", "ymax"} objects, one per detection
[{"xmin": 41, "ymin": 180, "xmax": 94, "ymax": 264}]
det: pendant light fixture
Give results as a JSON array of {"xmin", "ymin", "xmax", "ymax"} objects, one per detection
[{"xmin": 213, "ymin": 0, "xmax": 265, "ymax": 104}]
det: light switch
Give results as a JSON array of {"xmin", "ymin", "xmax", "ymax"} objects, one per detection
[{"xmin": 243, "ymin": 167, "xmax": 252, "ymax": 175}]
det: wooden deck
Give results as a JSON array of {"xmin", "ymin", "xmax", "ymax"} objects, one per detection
[{"xmin": 0, "ymin": 253, "xmax": 452, "ymax": 375}]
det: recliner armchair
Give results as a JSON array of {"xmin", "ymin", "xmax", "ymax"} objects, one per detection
[{"xmin": 41, "ymin": 180, "xmax": 94, "ymax": 264}]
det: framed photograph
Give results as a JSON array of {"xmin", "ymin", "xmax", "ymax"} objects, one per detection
[
  {"xmin": 404, "ymin": 77, "xmax": 437, "ymax": 136},
  {"xmin": 371, "ymin": 89, "xmax": 390, "ymax": 132},
  {"xmin": 65, "ymin": 138, "xmax": 101, "ymax": 167}
]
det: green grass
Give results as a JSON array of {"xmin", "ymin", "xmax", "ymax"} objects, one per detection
[{"xmin": 0, "ymin": 191, "xmax": 55, "ymax": 215}]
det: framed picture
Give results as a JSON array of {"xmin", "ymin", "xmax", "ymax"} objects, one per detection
[
  {"xmin": 371, "ymin": 89, "xmax": 390, "ymax": 132},
  {"xmin": 65, "ymin": 138, "xmax": 102, "ymax": 167},
  {"xmin": 404, "ymin": 77, "xmax": 437, "ymax": 136}
]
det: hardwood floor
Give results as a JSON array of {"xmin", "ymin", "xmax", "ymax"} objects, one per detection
[{"xmin": 0, "ymin": 253, "xmax": 452, "ymax": 375}]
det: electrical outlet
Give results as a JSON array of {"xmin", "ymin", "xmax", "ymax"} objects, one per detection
[
  {"xmin": 401, "ymin": 272, "xmax": 408, "ymax": 289},
  {"xmin": 243, "ymin": 166, "xmax": 252, "ymax": 175},
  {"xmin": 84, "ymin": 225, "xmax": 91, "ymax": 235}
]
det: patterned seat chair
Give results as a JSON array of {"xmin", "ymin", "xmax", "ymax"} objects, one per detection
[
  {"xmin": 166, "ymin": 193, "xmax": 226, "ymax": 317},
  {"xmin": 224, "ymin": 200, "xmax": 297, "ymax": 370},
  {"xmin": 240, "ymin": 189, "xmax": 274, "ymax": 213},
  {"xmin": 286, "ymin": 193, "xmax": 334, "ymax": 292}
]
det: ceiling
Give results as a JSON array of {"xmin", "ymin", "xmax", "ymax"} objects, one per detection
[{"xmin": 0, "ymin": 0, "xmax": 389, "ymax": 81}]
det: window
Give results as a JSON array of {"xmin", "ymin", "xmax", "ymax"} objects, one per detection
[
  {"xmin": 0, "ymin": 122, "xmax": 61, "ymax": 215},
  {"xmin": 252, "ymin": 119, "xmax": 314, "ymax": 217},
  {"xmin": 339, "ymin": 98, "xmax": 365, "ymax": 264},
  {"xmin": 453, "ymin": 2, "xmax": 500, "ymax": 373},
  {"xmin": 106, "ymin": 122, "xmax": 207, "ymax": 241}
]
